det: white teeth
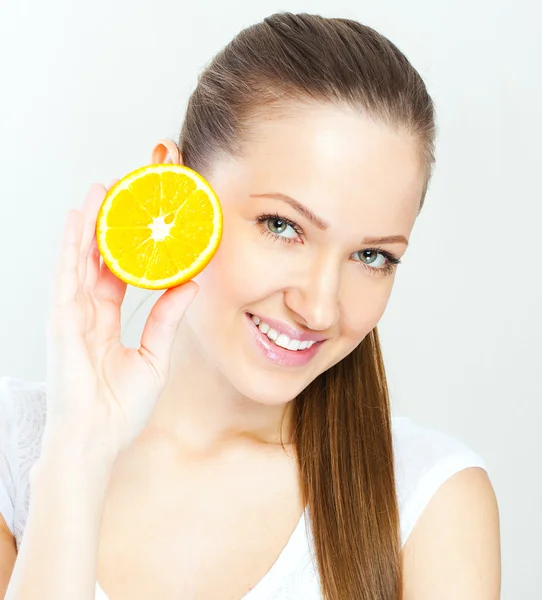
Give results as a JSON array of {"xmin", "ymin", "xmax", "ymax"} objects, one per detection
[
  {"xmin": 267, "ymin": 328, "xmax": 279, "ymax": 341},
  {"xmin": 275, "ymin": 334, "xmax": 290, "ymax": 348},
  {"xmin": 287, "ymin": 339, "xmax": 301, "ymax": 351},
  {"xmin": 250, "ymin": 314, "xmax": 317, "ymax": 351}
]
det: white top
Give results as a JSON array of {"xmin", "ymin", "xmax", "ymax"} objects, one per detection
[{"xmin": 0, "ymin": 376, "xmax": 488, "ymax": 599}]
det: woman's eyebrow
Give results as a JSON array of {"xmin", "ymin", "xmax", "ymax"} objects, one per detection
[
  {"xmin": 250, "ymin": 192, "xmax": 329, "ymax": 230},
  {"xmin": 249, "ymin": 192, "xmax": 409, "ymax": 246}
]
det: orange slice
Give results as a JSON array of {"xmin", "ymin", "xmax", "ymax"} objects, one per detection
[{"xmin": 96, "ymin": 164, "xmax": 223, "ymax": 290}]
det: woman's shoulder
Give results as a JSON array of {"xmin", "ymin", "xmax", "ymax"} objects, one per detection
[{"xmin": 390, "ymin": 416, "xmax": 488, "ymax": 546}]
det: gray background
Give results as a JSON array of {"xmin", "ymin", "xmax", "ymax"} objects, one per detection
[{"xmin": 1, "ymin": 0, "xmax": 540, "ymax": 596}]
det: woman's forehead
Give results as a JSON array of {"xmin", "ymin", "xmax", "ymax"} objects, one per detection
[{"xmin": 213, "ymin": 106, "xmax": 425, "ymax": 228}]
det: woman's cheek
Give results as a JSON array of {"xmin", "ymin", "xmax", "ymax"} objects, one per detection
[
  {"xmin": 190, "ymin": 229, "xmax": 259, "ymax": 303},
  {"xmin": 339, "ymin": 276, "xmax": 394, "ymax": 338},
  {"xmin": 205, "ymin": 227, "xmax": 283, "ymax": 290}
]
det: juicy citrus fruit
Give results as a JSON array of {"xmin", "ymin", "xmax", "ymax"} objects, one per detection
[{"xmin": 96, "ymin": 164, "xmax": 223, "ymax": 290}]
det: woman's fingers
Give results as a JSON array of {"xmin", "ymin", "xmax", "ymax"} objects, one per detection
[
  {"xmin": 90, "ymin": 179, "xmax": 125, "ymax": 345},
  {"xmin": 139, "ymin": 281, "xmax": 198, "ymax": 371},
  {"xmin": 95, "ymin": 256, "xmax": 128, "ymax": 305},
  {"xmin": 53, "ymin": 209, "xmax": 84, "ymax": 308},
  {"xmin": 84, "ymin": 179, "xmax": 120, "ymax": 293},
  {"xmin": 85, "ymin": 235, "xmax": 102, "ymax": 294},
  {"xmin": 79, "ymin": 183, "xmax": 107, "ymax": 290},
  {"xmin": 93, "ymin": 260, "xmax": 128, "ymax": 345}
]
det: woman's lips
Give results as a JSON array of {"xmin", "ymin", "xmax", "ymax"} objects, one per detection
[{"xmin": 245, "ymin": 312, "xmax": 325, "ymax": 367}]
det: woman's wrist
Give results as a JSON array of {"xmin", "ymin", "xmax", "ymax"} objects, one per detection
[
  {"xmin": 32, "ymin": 436, "xmax": 118, "ymax": 496},
  {"xmin": 39, "ymin": 422, "xmax": 120, "ymax": 465}
]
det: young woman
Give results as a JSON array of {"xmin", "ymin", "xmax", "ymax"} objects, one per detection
[{"xmin": 0, "ymin": 12, "xmax": 500, "ymax": 600}]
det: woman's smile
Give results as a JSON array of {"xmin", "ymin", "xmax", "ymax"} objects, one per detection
[{"xmin": 245, "ymin": 312, "xmax": 326, "ymax": 367}]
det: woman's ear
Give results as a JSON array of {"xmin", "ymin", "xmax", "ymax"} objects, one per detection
[{"xmin": 151, "ymin": 139, "xmax": 183, "ymax": 165}]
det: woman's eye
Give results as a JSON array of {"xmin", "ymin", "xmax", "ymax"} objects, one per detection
[
  {"xmin": 257, "ymin": 214, "xmax": 400, "ymax": 275},
  {"xmin": 353, "ymin": 249, "xmax": 401, "ymax": 275},
  {"xmin": 264, "ymin": 217, "xmax": 299, "ymax": 239},
  {"xmin": 354, "ymin": 249, "xmax": 387, "ymax": 268}
]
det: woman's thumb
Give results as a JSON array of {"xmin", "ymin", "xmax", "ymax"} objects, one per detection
[{"xmin": 139, "ymin": 281, "xmax": 199, "ymax": 368}]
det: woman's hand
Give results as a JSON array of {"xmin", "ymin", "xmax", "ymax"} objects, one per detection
[{"xmin": 43, "ymin": 181, "xmax": 198, "ymax": 460}]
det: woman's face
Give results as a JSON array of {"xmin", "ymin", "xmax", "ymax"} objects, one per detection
[{"xmin": 181, "ymin": 104, "xmax": 425, "ymax": 405}]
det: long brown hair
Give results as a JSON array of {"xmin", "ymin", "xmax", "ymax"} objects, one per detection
[{"xmin": 177, "ymin": 12, "xmax": 436, "ymax": 599}]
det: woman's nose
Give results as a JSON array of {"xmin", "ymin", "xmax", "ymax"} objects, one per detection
[{"xmin": 283, "ymin": 258, "xmax": 341, "ymax": 333}]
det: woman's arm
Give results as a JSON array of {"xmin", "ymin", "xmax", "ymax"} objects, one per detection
[
  {"xmin": 4, "ymin": 444, "xmax": 115, "ymax": 600},
  {"xmin": 402, "ymin": 467, "xmax": 501, "ymax": 599},
  {"xmin": 0, "ymin": 514, "xmax": 17, "ymax": 598}
]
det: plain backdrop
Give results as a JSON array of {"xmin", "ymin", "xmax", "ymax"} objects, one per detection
[{"xmin": 0, "ymin": 0, "xmax": 540, "ymax": 597}]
